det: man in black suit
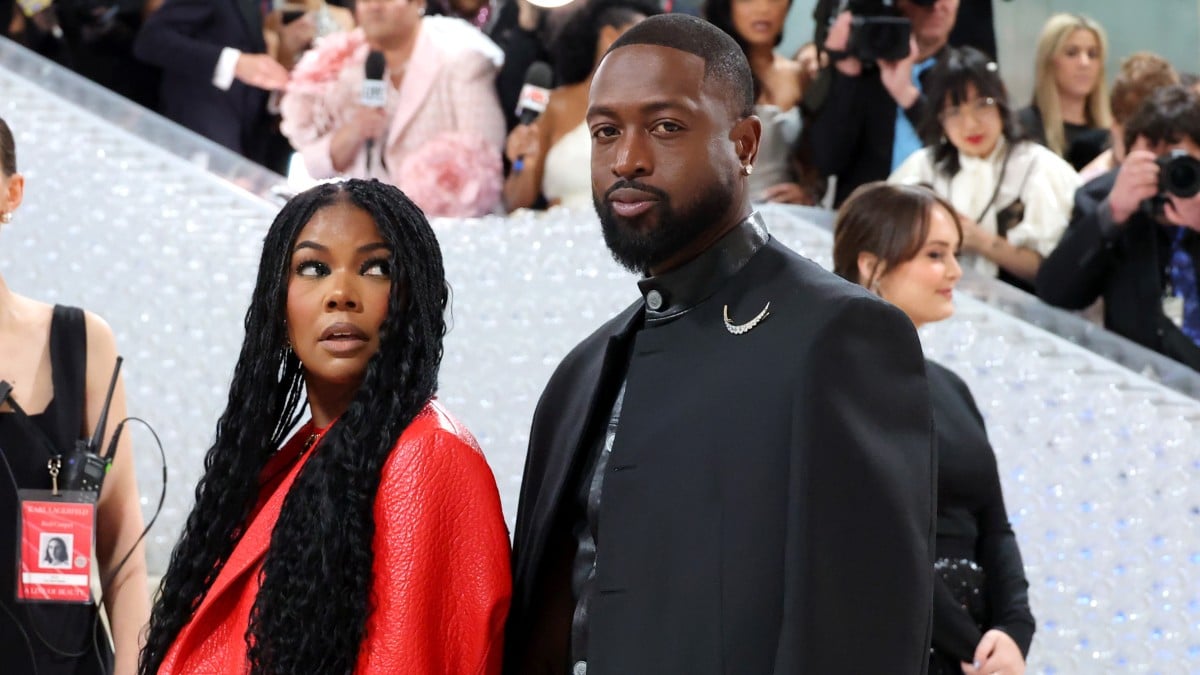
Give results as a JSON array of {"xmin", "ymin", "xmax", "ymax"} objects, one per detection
[
  {"xmin": 133, "ymin": 0, "xmax": 306, "ymax": 172},
  {"xmin": 1037, "ymin": 85, "xmax": 1200, "ymax": 371},
  {"xmin": 505, "ymin": 14, "xmax": 937, "ymax": 675}
]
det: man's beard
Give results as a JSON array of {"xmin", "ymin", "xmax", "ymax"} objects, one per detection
[{"xmin": 594, "ymin": 176, "xmax": 735, "ymax": 275}]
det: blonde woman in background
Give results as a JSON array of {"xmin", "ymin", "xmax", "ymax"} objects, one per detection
[{"xmin": 1018, "ymin": 13, "xmax": 1111, "ymax": 171}]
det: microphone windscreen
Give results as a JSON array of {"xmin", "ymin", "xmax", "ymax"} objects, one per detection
[
  {"xmin": 365, "ymin": 50, "xmax": 387, "ymax": 80},
  {"xmin": 515, "ymin": 61, "xmax": 553, "ymax": 125},
  {"xmin": 361, "ymin": 51, "xmax": 388, "ymax": 108}
]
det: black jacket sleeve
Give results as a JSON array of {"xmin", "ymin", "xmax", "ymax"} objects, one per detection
[
  {"xmin": 1036, "ymin": 172, "xmax": 1122, "ymax": 309},
  {"xmin": 773, "ymin": 296, "xmax": 936, "ymax": 673},
  {"xmin": 806, "ymin": 68, "xmax": 870, "ymax": 179}
]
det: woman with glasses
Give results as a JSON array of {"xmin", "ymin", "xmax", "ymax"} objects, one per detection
[{"xmin": 890, "ymin": 46, "xmax": 1080, "ymax": 290}]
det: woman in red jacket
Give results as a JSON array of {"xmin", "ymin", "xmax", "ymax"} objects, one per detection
[{"xmin": 138, "ymin": 179, "xmax": 511, "ymax": 674}]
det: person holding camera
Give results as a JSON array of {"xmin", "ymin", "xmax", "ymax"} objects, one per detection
[
  {"xmin": 806, "ymin": 0, "xmax": 959, "ymax": 206},
  {"xmin": 1079, "ymin": 52, "xmax": 1179, "ymax": 183},
  {"xmin": 1037, "ymin": 85, "xmax": 1200, "ymax": 371}
]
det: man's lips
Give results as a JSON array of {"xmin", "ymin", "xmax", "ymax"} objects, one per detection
[{"xmin": 608, "ymin": 187, "xmax": 659, "ymax": 218}]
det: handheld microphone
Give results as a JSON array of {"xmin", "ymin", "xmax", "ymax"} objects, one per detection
[
  {"xmin": 60, "ymin": 356, "xmax": 123, "ymax": 495},
  {"xmin": 516, "ymin": 61, "xmax": 552, "ymax": 126},
  {"xmin": 361, "ymin": 51, "xmax": 388, "ymax": 171},
  {"xmin": 512, "ymin": 61, "xmax": 553, "ymax": 173}
]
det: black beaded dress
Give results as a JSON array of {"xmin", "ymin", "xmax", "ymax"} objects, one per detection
[{"xmin": 926, "ymin": 360, "xmax": 1035, "ymax": 674}]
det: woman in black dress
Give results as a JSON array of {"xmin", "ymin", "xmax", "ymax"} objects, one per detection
[
  {"xmin": 1018, "ymin": 13, "xmax": 1111, "ymax": 171},
  {"xmin": 833, "ymin": 182, "xmax": 1035, "ymax": 675},
  {"xmin": 0, "ymin": 116, "xmax": 150, "ymax": 675}
]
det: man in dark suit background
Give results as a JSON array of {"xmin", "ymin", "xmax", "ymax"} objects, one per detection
[
  {"xmin": 505, "ymin": 14, "xmax": 937, "ymax": 675},
  {"xmin": 1037, "ymin": 84, "xmax": 1200, "ymax": 371},
  {"xmin": 133, "ymin": 0, "xmax": 307, "ymax": 172}
]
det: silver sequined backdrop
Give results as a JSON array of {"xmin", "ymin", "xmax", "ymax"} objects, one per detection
[{"xmin": 3, "ymin": 43, "xmax": 1200, "ymax": 673}]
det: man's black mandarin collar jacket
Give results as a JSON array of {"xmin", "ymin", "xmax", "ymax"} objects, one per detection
[{"xmin": 505, "ymin": 222, "xmax": 938, "ymax": 674}]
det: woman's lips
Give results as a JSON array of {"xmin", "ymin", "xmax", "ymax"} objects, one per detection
[
  {"xmin": 318, "ymin": 322, "xmax": 369, "ymax": 356},
  {"xmin": 966, "ymin": 134, "xmax": 985, "ymax": 145}
]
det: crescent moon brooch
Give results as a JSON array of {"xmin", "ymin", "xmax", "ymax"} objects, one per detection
[{"xmin": 723, "ymin": 302, "xmax": 770, "ymax": 335}]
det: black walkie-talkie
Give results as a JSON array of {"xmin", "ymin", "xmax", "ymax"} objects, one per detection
[{"xmin": 60, "ymin": 356, "xmax": 123, "ymax": 495}]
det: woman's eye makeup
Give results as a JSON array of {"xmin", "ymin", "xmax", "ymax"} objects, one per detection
[
  {"xmin": 295, "ymin": 259, "xmax": 329, "ymax": 276},
  {"xmin": 361, "ymin": 257, "xmax": 391, "ymax": 276}
]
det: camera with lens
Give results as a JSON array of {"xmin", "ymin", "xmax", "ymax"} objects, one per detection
[
  {"xmin": 1158, "ymin": 149, "xmax": 1200, "ymax": 198},
  {"xmin": 1143, "ymin": 149, "xmax": 1200, "ymax": 216},
  {"xmin": 842, "ymin": 0, "xmax": 935, "ymax": 63}
]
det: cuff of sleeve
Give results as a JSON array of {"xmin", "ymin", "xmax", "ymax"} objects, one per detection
[
  {"xmin": 213, "ymin": 47, "xmax": 241, "ymax": 91},
  {"xmin": 300, "ymin": 132, "xmax": 341, "ymax": 179},
  {"xmin": 1006, "ymin": 217, "xmax": 1067, "ymax": 258},
  {"xmin": 1096, "ymin": 197, "xmax": 1123, "ymax": 241}
]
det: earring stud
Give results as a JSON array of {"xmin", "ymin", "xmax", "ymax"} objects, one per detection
[
  {"xmin": 741, "ymin": 164, "xmax": 753, "ymax": 176},
  {"xmin": 0, "ymin": 212, "xmax": 10, "ymax": 224}
]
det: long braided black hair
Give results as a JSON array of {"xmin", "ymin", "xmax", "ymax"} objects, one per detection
[{"xmin": 140, "ymin": 179, "xmax": 449, "ymax": 674}]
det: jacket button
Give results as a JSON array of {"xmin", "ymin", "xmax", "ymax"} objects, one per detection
[
  {"xmin": 646, "ymin": 290, "xmax": 664, "ymax": 311},
  {"xmin": 573, "ymin": 661, "xmax": 588, "ymax": 675}
]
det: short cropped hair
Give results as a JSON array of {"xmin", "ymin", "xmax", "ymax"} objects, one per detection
[
  {"xmin": 605, "ymin": 13, "xmax": 755, "ymax": 118},
  {"xmin": 1110, "ymin": 52, "xmax": 1179, "ymax": 124}
]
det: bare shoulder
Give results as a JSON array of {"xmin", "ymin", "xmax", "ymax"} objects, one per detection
[
  {"xmin": 81, "ymin": 310, "xmax": 122, "ymax": 390},
  {"xmin": 82, "ymin": 310, "xmax": 118, "ymax": 354}
]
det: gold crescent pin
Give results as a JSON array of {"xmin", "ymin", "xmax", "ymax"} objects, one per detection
[{"xmin": 723, "ymin": 302, "xmax": 770, "ymax": 335}]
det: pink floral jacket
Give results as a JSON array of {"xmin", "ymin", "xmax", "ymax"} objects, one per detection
[{"xmin": 280, "ymin": 21, "xmax": 507, "ymax": 217}]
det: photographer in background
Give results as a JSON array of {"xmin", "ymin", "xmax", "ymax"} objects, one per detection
[
  {"xmin": 805, "ymin": 0, "xmax": 959, "ymax": 206},
  {"xmin": 1037, "ymin": 85, "xmax": 1200, "ymax": 371}
]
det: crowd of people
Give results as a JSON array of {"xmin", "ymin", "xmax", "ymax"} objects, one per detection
[{"xmin": 3, "ymin": 1, "xmax": 1200, "ymax": 675}]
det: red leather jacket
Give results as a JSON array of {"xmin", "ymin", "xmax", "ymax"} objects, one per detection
[{"xmin": 160, "ymin": 401, "xmax": 511, "ymax": 674}]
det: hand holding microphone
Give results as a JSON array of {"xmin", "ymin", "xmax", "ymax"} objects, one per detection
[
  {"xmin": 361, "ymin": 51, "xmax": 388, "ymax": 169},
  {"xmin": 510, "ymin": 61, "xmax": 553, "ymax": 174}
]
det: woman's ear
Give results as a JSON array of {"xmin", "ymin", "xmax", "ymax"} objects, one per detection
[
  {"xmin": 857, "ymin": 251, "xmax": 885, "ymax": 292},
  {"xmin": 4, "ymin": 173, "xmax": 23, "ymax": 213}
]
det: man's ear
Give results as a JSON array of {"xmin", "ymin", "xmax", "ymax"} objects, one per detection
[{"xmin": 731, "ymin": 114, "xmax": 762, "ymax": 168}]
